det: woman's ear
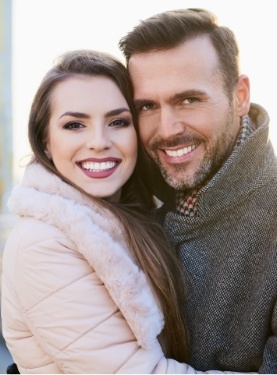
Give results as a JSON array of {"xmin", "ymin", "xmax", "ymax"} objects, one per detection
[
  {"xmin": 235, "ymin": 74, "xmax": 251, "ymax": 116},
  {"xmin": 45, "ymin": 149, "xmax": 52, "ymax": 159}
]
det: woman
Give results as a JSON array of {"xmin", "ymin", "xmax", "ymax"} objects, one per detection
[{"xmin": 1, "ymin": 50, "xmax": 238, "ymax": 374}]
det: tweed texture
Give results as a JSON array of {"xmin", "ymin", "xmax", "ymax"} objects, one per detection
[
  {"xmin": 175, "ymin": 115, "xmax": 256, "ymax": 217},
  {"xmin": 153, "ymin": 103, "xmax": 277, "ymax": 373}
]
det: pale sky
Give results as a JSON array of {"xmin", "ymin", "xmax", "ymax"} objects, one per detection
[{"xmin": 12, "ymin": 0, "xmax": 277, "ymax": 182}]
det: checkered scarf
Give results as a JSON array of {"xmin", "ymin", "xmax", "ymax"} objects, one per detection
[{"xmin": 176, "ymin": 115, "xmax": 255, "ymax": 217}]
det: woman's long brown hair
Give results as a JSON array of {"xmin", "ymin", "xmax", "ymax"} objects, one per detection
[{"xmin": 28, "ymin": 49, "xmax": 189, "ymax": 362}]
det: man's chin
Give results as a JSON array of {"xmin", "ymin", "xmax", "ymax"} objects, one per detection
[
  {"xmin": 162, "ymin": 175, "xmax": 191, "ymax": 191},
  {"xmin": 162, "ymin": 168, "xmax": 204, "ymax": 191}
]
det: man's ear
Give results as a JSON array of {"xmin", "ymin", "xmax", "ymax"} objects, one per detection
[{"xmin": 235, "ymin": 74, "xmax": 251, "ymax": 116}]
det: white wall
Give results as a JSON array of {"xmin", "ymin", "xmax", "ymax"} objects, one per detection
[{"xmin": 12, "ymin": 0, "xmax": 277, "ymax": 182}]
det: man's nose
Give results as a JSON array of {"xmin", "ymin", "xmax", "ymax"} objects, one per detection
[{"xmin": 158, "ymin": 107, "xmax": 185, "ymax": 139}]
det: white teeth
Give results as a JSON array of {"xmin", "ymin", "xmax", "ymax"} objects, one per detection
[
  {"xmin": 165, "ymin": 144, "xmax": 197, "ymax": 157},
  {"xmin": 81, "ymin": 161, "xmax": 116, "ymax": 172}
]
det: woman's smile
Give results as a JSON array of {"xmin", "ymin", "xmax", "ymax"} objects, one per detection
[{"xmin": 46, "ymin": 76, "xmax": 137, "ymax": 201}]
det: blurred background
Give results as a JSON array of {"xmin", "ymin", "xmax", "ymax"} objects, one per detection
[{"xmin": 1, "ymin": 0, "xmax": 276, "ymax": 371}]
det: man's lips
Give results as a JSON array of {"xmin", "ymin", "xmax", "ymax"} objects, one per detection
[
  {"xmin": 154, "ymin": 142, "xmax": 201, "ymax": 165},
  {"xmin": 163, "ymin": 143, "xmax": 199, "ymax": 157}
]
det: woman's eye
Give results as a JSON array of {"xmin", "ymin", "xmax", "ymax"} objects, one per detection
[
  {"xmin": 109, "ymin": 119, "xmax": 130, "ymax": 128},
  {"xmin": 63, "ymin": 121, "xmax": 84, "ymax": 130}
]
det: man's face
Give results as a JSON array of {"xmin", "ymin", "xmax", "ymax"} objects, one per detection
[{"xmin": 128, "ymin": 36, "xmax": 250, "ymax": 191}]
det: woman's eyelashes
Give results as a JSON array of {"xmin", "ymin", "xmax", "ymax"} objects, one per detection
[
  {"xmin": 108, "ymin": 118, "xmax": 131, "ymax": 128},
  {"xmin": 63, "ymin": 121, "xmax": 84, "ymax": 130},
  {"xmin": 62, "ymin": 118, "xmax": 131, "ymax": 131}
]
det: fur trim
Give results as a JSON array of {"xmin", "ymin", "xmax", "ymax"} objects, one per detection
[{"xmin": 8, "ymin": 163, "xmax": 164, "ymax": 348}]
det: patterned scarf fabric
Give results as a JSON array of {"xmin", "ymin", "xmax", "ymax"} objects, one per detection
[{"xmin": 175, "ymin": 115, "xmax": 255, "ymax": 217}]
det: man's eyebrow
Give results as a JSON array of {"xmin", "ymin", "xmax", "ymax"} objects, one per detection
[
  {"xmin": 133, "ymin": 99, "xmax": 153, "ymax": 107},
  {"xmin": 133, "ymin": 90, "xmax": 207, "ymax": 107},
  {"xmin": 173, "ymin": 89, "xmax": 207, "ymax": 100}
]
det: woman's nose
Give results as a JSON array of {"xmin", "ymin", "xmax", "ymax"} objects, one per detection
[{"xmin": 86, "ymin": 125, "xmax": 111, "ymax": 150}]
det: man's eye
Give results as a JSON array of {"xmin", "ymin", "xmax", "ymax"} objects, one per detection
[
  {"xmin": 138, "ymin": 103, "xmax": 155, "ymax": 112},
  {"xmin": 63, "ymin": 122, "xmax": 84, "ymax": 130},
  {"xmin": 182, "ymin": 98, "xmax": 198, "ymax": 104}
]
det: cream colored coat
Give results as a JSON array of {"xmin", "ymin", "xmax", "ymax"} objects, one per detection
[{"xmin": 1, "ymin": 163, "xmax": 244, "ymax": 374}]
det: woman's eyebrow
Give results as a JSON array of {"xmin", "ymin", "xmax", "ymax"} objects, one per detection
[
  {"xmin": 105, "ymin": 107, "xmax": 131, "ymax": 117},
  {"xmin": 59, "ymin": 111, "xmax": 90, "ymax": 119}
]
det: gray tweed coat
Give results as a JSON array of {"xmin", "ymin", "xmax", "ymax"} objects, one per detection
[{"xmin": 153, "ymin": 103, "xmax": 277, "ymax": 374}]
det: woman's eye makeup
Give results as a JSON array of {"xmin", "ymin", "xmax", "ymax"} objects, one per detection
[
  {"xmin": 109, "ymin": 118, "xmax": 130, "ymax": 128},
  {"xmin": 63, "ymin": 121, "xmax": 84, "ymax": 130},
  {"xmin": 61, "ymin": 116, "xmax": 132, "ymax": 130}
]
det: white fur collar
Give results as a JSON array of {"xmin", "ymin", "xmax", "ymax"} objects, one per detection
[{"xmin": 8, "ymin": 162, "xmax": 164, "ymax": 348}]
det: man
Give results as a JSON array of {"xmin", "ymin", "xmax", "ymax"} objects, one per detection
[{"xmin": 119, "ymin": 8, "xmax": 277, "ymax": 374}]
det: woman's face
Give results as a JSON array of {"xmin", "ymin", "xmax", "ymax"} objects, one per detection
[{"xmin": 46, "ymin": 76, "xmax": 138, "ymax": 202}]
